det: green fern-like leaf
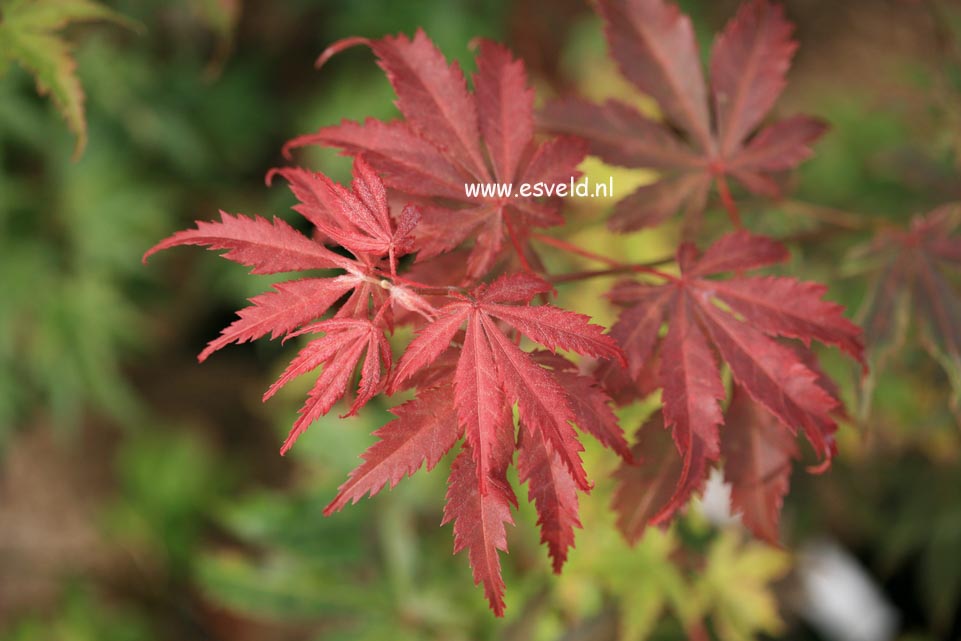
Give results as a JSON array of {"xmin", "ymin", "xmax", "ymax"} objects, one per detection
[{"xmin": 0, "ymin": 0, "xmax": 135, "ymax": 157}]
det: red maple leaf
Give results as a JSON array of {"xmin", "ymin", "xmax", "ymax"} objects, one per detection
[
  {"xmin": 721, "ymin": 385, "xmax": 799, "ymax": 544},
  {"xmin": 539, "ymin": 0, "xmax": 827, "ymax": 232},
  {"xmin": 144, "ymin": 156, "xmax": 428, "ymax": 453},
  {"xmin": 285, "ymin": 32, "xmax": 586, "ymax": 279},
  {"xmin": 145, "ymin": 129, "xmax": 630, "ymax": 615},
  {"xmin": 614, "ymin": 386, "xmax": 800, "ymax": 545},
  {"xmin": 318, "ymin": 273, "xmax": 624, "ymax": 614},
  {"xmin": 613, "ymin": 410, "xmax": 705, "ymax": 544},
  {"xmin": 607, "ymin": 231, "xmax": 863, "ymax": 539},
  {"xmin": 855, "ymin": 203, "xmax": 961, "ymax": 411}
]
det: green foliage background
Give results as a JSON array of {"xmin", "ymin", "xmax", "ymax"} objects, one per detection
[{"xmin": 1, "ymin": 0, "xmax": 960, "ymax": 640}]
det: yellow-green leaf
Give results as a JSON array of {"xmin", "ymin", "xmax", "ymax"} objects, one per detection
[
  {"xmin": 697, "ymin": 531, "xmax": 791, "ymax": 641},
  {"xmin": 0, "ymin": 0, "xmax": 137, "ymax": 158}
]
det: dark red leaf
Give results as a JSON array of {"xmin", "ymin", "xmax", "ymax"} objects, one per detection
[
  {"xmin": 542, "ymin": 0, "xmax": 826, "ymax": 232},
  {"xmin": 608, "ymin": 232, "xmax": 861, "ymax": 539},
  {"xmin": 722, "ymin": 385, "xmax": 799, "ymax": 544},
  {"xmin": 612, "ymin": 411, "xmax": 710, "ymax": 543},
  {"xmin": 517, "ymin": 428, "xmax": 581, "ymax": 572}
]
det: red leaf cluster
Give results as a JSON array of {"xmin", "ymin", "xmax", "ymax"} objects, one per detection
[
  {"xmin": 146, "ymin": 35, "xmax": 625, "ymax": 615},
  {"xmin": 144, "ymin": 0, "xmax": 867, "ymax": 616}
]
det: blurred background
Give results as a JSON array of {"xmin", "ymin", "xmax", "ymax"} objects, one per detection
[{"xmin": 1, "ymin": 0, "xmax": 961, "ymax": 639}]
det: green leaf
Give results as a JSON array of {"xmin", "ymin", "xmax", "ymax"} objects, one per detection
[
  {"xmin": 197, "ymin": 550, "xmax": 389, "ymax": 620},
  {"xmin": 0, "ymin": 0, "xmax": 137, "ymax": 158}
]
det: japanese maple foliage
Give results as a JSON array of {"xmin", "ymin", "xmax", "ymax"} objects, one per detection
[
  {"xmin": 285, "ymin": 32, "xmax": 586, "ymax": 280},
  {"xmin": 539, "ymin": 0, "xmax": 827, "ymax": 232},
  {"xmin": 145, "ymin": 151, "xmax": 626, "ymax": 614},
  {"xmin": 855, "ymin": 204, "xmax": 961, "ymax": 410},
  {"xmin": 606, "ymin": 231, "xmax": 863, "ymax": 542},
  {"xmin": 145, "ymin": 1, "xmax": 867, "ymax": 617}
]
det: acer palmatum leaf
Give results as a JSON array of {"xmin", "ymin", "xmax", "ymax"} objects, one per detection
[
  {"xmin": 722, "ymin": 385, "xmax": 799, "ymax": 544},
  {"xmin": 855, "ymin": 204, "xmax": 961, "ymax": 413},
  {"xmin": 268, "ymin": 156, "xmax": 420, "ymax": 273},
  {"xmin": 443, "ymin": 444, "xmax": 516, "ymax": 617},
  {"xmin": 144, "ymin": 158, "xmax": 409, "ymax": 453},
  {"xmin": 392, "ymin": 274, "xmax": 623, "ymax": 490},
  {"xmin": 539, "ymin": 0, "xmax": 827, "ymax": 232},
  {"xmin": 613, "ymin": 411, "xmax": 710, "ymax": 543},
  {"xmin": 321, "ymin": 273, "xmax": 621, "ymax": 609},
  {"xmin": 608, "ymin": 231, "xmax": 863, "ymax": 541},
  {"xmin": 285, "ymin": 32, "xmax": 586, "ymax": 279},
  {"xmin": 324, "ymin": 384, "xmax": 461, "ymax": 514},
  {"xmin": 517, "ymin": 427, "xmax": 582, "ymax": 572}
]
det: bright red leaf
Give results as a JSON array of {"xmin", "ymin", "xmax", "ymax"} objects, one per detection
[
  {"xmin": 145, "ymin": 157, "xmax": 416, "ymax": 454},
  {"xmin": 379, "ymin": 273, "xmax": 624, "ymax": 609}
]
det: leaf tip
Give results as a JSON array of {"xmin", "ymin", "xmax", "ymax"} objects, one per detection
[
  {"xmin": 315, "ymin": 36, "xmax": 371, "ymax": 69},
  {"xmin": 264, "ymin": 167, "xmax": 282, "ymax": 186}
]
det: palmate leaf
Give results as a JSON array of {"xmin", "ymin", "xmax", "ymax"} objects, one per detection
[
  {"xmin": 721, "ymin": 385, "xmax": 799, "ymax": 544},
  {"xmin": 855, "ymin": 203, "xmax": 961, "ymax": 413},
  {"xmin": 0, "ymin": 0, "xmax": 136, "ymax": 158},
  {"xmin": 326, "ymin": 273, "xmax": 625, "ymax": 613},
  {"xmin": 539, "ymin": 0, "xmax": 826, "ymax": 232},
  {"xmin": 285, "ymin": 32, "xmax": 586, "ymax": 279},
  {"xmin": 609, "ymin": 232, "xmax": 862, "ymax": 541},
  {"xmin": 323, "ymin": 384, "xmax": 460, "ymax": 514},
  {"xmin": 145, "ymin": 157, "xmax": 421, "ymax": 455}
]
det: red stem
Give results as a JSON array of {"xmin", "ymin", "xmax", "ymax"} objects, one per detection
[
  {"xmin": 530, "ymin": 232, "xmax": 623, "ymax": 268},
  {"xmin": 549, "ymin": 261, "xmax": 677, "ymax": 284},
  {"xmin": 504, "ymin": 215, "xmax": 535, "ymax": 273},
  {"xmin": 715, "ymin": 174, "xmax": 742, "ymax": 228}
]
